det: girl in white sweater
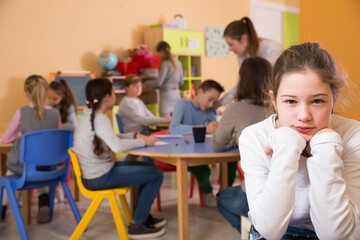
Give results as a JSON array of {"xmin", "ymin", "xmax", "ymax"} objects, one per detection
[
  {"xmin": 239, "ymin": 42, "xmax": 360, "ymax": 239},
  {"xmin": 73, "ymin": 78, "xmax": 166, "ymax": 239}
]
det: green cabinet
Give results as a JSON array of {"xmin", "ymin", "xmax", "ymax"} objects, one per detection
[
  {"xmin": 145, "ymin": 27, "xmax": 204, "ymax": 55},
  {"xmin": 144, "ymin": 27, "xmax": 203, "ymax": 96}
]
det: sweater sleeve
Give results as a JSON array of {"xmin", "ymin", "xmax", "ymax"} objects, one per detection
[
  {"xmin": 168, "ymin": 100, "xmax": 193, "ymax": 135},
  {"xmin": 1, "ymin": 109, "xmax": 21, "ymax": 143},
  {"xmin": 95, "ymin": 113, "xmax": 145, "ymax": 153},
  {"xmin": 307, "ymin": 131, "xmax": 360, "ymax": 239},
  {"xmin": 122, "ymin": 98, "xmax": 163, "ymax": 126},
  {"xmin": 212, "ymin": 105, "xmax": 235, "ymax": 152},
  {"xmin": 239, "ymin": 127, "xmax": 306, "ymax": 240}
]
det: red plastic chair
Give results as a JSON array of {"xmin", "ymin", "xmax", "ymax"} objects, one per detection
[{"xmin": 152, "ymin": 131, "xmax": 204, "ymax": 211}]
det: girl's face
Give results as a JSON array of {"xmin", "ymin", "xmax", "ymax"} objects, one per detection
[
  {"xmin": 270, "ymin": 70, "xmax": 334, "ymax": 142},
  {"xmin": 47, "ymin": 89, "xmax": 62, "ymax": 107},
  {"xmin": 224, "ymin": 35, "xmax": 247, "ymax": 57},
  {"xmin": 103, "ymin": 88, "xmax": 116, "ymax": 111},
  {"xmin": 126, "ymin": 82, "xmax": 142, "ymax": 98},
  {"xmin": 197, "ymin": 88, "xmax": 221, "ymax": 111}
]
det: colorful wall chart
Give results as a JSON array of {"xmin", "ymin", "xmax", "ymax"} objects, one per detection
[{"xmin": 205, "ymin": 26, "xmax": 230, "ymax": 57}]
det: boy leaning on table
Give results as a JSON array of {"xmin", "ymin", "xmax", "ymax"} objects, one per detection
[{"xmin": 168, "ymin": 79, "xmax": 224, "ymax": 207}]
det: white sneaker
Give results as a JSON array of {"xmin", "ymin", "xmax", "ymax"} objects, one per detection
[{"xmin": 203, "ymin": 192, "xmax": 217, "ymax": 207}]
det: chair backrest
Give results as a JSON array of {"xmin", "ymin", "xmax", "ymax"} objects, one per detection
[
  {"xmin": 68, "ymin": 148, "xmax": 96, "ymax": 198},
  {"xmin": 115, "ymin": 114, "xmax": 124, "ymax": 133},
  {"xmin": 17, "ymin": 129, "xmax": 73, "ymax": 188}
]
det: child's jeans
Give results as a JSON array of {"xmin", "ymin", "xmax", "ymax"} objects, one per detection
[
  {"xmin": 250, "ymin": 225, "xmax": 318, "ymax": 239},
  {"xmin": 82, "ymin": 161, "xmax": 163, "ymax": 224},
  {"xmin": 217, "ymin": 185, "xmax": 249, "ymax": 232}
]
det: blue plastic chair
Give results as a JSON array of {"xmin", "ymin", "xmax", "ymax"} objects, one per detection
[
  {"xmin": 0, "ymin": 129, "xmax": 81, "ymax": 240},
  {"xmin": 115, "ymin": 114, "xmax": 124, "ymax": 134}
]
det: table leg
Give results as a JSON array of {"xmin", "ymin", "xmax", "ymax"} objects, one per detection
[
  {"xmin": 176, "ymin": 158, "xmax": 189, "ymax": 240},
  {"xmin": 220, "ymin": 162, "xmax": 229, "ymax": 192},
  {"xmin": 1, "ymin": 153, "xmax": 7, "ymax": 176},
  {"xmin": 22, "ymin": 190, "xmax": 31, "ymax": 225},
  {"xmin": 129, "ymin": 155, "xmax": 138, "ymax": 214}
]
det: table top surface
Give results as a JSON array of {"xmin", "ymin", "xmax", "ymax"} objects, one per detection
[{"xmin": 126, "ymin": 136, "xmax": 239, "ymax": 158}]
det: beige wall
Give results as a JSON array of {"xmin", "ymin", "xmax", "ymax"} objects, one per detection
[
  {"xmin": 300, "ymin": 0, "xmax": 360, "ymax": 120},
  {"xmin": 0, "ymin": 0, "xmax": 251, "ymax": 130},
  {"xmin": 0, "ymin": 0, "xmax": 299, "ymax": 131}
]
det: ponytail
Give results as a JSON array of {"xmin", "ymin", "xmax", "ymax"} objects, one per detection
[
  {"xmin": 24, "ymin": 75, "xmax": 48, "ymax": 121},
  {"xmin": 156, "ymin": 41, "xmax": 177, "ymax": 71},
  {"xmin": 224, "ymin": 17, "xmax": 259, "ymax": 57},
  {"xmin": 85, "ymin": 78, "xmax": 113, "ymax": 156}
]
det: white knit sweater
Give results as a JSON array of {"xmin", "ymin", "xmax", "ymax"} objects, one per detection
[{"xmin": 239, "ymin": 114, "xmax": 360, "ymax": 240}]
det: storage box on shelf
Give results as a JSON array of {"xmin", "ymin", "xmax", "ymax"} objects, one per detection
[{"xmin": 144, "ymin": 26, "xmax": 204, "ymax": 98}]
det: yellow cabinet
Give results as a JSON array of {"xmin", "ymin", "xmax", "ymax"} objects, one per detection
[
  {"xmin": 144, "ymin": 27, "xmax": 204, "ymax": 55},
  {"xmin": 144, "ymin": 27, "xmax": 203, "ymax": 95}
]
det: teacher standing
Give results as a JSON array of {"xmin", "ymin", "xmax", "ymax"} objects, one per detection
[
  {"xmin": 219, "ymin": 16, "xmax": 283, "ymax": 106},
  {"xmin": 145, "ymin": 41, "xmax": 184, "ymax": 117}
]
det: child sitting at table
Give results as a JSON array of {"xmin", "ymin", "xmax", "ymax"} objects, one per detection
[
  {"xmin": 48, "ymin": 79, "xmax": 78, "ymax": 130},
  {"xmin": 117, "ymin": 74, "xmax": 171, "ymax": 135},
  {"xmin": 214, "ymin": 57, "xmax": 271, "ymax": 233},
  {"xmin": 74, "ymin": 78, "xmax": 166, "ymax": 239},
  {"xmin": 1, "ymin": 75, "xmax": 62, "ymax": 223},
  {"xmin": 168, "ymin": 79, "xmax": 224, "ymax": 207}
]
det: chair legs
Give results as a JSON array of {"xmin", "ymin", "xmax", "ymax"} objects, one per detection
[
  {"xmin": 71, "ymin": 192, "xmax": 131, "ymax": 240},
  {"xmin": 1, "ymin": 182, "xmax": 29, "ymax": 240},
  {"xmin": 189, "ymin": 174, "xmax": 204, "ymax": 207},
  {"xmin": 108, "ymin": 194, "xmax": 129, "ymax": 240},
  {"xmin": 118, "ymin": 195, "xmax": 132, "ymax": 225},
  {"xmin": 61, "ymin": 181, "xmax": 81, "ymax": 223},
  {"xmin": 70, "ymin": 195, "xmax": 104, "ymax": 240},
  {"xmin": 157, "ymin": 173, "xmax": 204, "ymax": 211}
]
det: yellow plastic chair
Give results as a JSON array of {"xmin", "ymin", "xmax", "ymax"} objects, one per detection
[{"xmin": 68, "ymin": 149, "xmax": 132, "ymax": 240}]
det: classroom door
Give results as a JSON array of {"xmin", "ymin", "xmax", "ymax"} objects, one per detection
[{"xmin": 251, "ymin": 0, "xmax": 299, "ymax": 49}]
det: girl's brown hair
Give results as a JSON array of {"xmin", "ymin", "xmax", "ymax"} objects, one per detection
[
  {"xmin": 156, "ymin": 41, "xmax": 177, "ymax": 71},
  {"xmin": 123, "ymin": 74, "xmax": 142, "ymax": 87},
  {"xmin": 24, "ymin": 75, "xmax": 48, "ymax": 121},
  {"xmin": 49, "ymin": 79, "xmax": 78, "ymax": 123},
  {"xmin": 235, "ymin": 57, "xmax": 272, "ymax": 105},
  {"xmin": 85, "ymin": 78, "xmax": 113, "ymax": 156},
  {"xmin": 224, "ymin": 17, "xmax": 259, "ymax": 57},
  {"xmin": 266, "ymin": 42, "xmax": 346, "ymax": 111}
]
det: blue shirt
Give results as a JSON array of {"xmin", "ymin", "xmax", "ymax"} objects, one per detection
[{"xmin": 168, "ymin": 99, "xmax": 216, "ymax": 135}]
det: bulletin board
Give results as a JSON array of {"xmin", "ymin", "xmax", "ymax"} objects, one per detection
[
  {"xmin": 49, "ymin": 71, "xmax": 95, "ymax": 106},
  {"xmin": 205, "ymin": 26, "xmax": 230, "ymax": 57}
]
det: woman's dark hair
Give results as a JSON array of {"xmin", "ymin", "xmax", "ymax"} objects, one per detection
[
  {"xmin": 85, "ymin": 78, "xmax": 113, "ymax": 156},
  {"xmin": 156, "ymin": 41, "xmax": 176, "ymax": 70},
  {"xmin": 235, "ymin": 57, "xmax": 272, "ymax": 105},
  {"xmin": 49, "ymin": 79, "xmax": 78, "ymax": 123},
  {"xmin": 224, "ymin": 17, "xmax": 259, "ymax": 57},
  {"xmin": 198, "ymin": 79, "xmax": 224, "ymax": 94}
]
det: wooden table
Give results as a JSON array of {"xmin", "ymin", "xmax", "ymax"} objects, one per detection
[{"xmin": 126, "ymin": 136, "xmax": 239, "ymax": 240}]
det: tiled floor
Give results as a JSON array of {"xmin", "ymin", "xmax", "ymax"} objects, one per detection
[{"xmin": 0, "ymin": 165, "xmax": 242, "ymax": 240}]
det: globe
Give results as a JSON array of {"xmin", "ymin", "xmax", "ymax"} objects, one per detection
[{"xmin": 98, "ymin": 51, "xmax": 118, "ymax": 70}]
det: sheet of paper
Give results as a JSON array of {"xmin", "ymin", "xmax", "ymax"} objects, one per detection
[
  {"xmin": 154, "ymin": 141, "xmax": 170, "ymax": 146},
  {"xmin": 154, "ymin": 135, "xmax": 183, "ymax": 139}
]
